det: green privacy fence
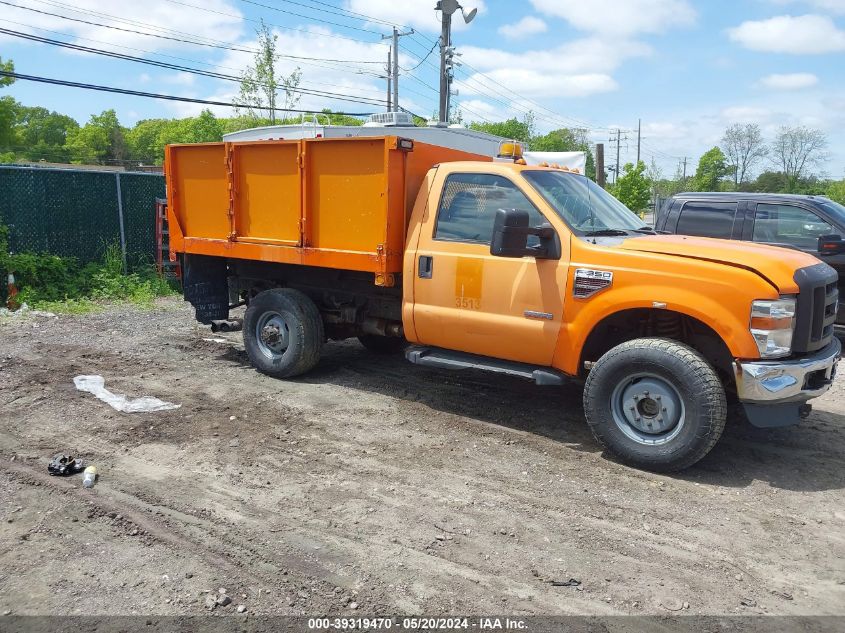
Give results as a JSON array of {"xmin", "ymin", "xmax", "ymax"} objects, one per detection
[{"xmin": 0, "ymin": 165, "xmax": 165, "ymax": 268}]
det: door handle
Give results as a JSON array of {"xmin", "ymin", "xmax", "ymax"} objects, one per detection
[{"xmin": 418, "ymin": 255, "xmax": 433, "ymax": 279}]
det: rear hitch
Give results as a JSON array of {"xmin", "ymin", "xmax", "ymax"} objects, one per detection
[
  {"xmin": 211, "ymin": 318, "xmax": 243, "ymax": 333},
  {"xmin": 799, "ymin": 403, "xmax": 812, "ymax": 419}
]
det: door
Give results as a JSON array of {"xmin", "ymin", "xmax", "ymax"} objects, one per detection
[
  {"xmin": 412, "ymin": 171, "xmax": 568, "ymax": 366},
  {"xmin": 748, "ymin": 202, "xmax": 835, "ymax": 255}
]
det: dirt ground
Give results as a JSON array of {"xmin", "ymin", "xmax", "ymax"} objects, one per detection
[{"xmin": 1, "ymin": 297, "xmax": 844, "ymax": 617}]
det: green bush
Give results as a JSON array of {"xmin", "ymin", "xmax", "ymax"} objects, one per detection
[{"xmin": 1, "ymin": 231, "xmax": 177, "ymax": 312}]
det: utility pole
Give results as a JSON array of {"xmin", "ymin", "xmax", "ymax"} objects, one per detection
[
  {"xmin": 615, "ymin": 129, "xmax": 621, "ymax": 185},
  {"xmin": 385, "ymin": 48, "xmax": 392, "ymax": 112},
  {"xmin": 636, "ymin": 118, "xmax": 641, "ymax": 165},
  {"xmin": 381, "ymin": 27, "xmax": 414, "ymax": 113},
  {"xmin": 682, "ymin": 157, "xmax": 688, "ymax": 186},
  {"xmin": 436, "ymin": 0, "xmax": 476, "ymax": 123},
  {"xmin": 596, "ymin": 143, "xmax": 606, "ymax": 189}
]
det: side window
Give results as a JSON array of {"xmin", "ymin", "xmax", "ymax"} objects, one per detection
[
  {"xmin": 675, "ymin": 201, "xmax": 738, "ymax": 239},
  {"xmin": 753, "ymin": 204, "xmax": 833, "ymax": 250},
  {"xmin": 434, "ymin": 173, "xmax": 547, "ymax": 244}
]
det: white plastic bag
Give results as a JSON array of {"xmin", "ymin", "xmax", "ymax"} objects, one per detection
[{"xmin": 73, "ymin": 375, "xmax": 181, "ymax": 413}]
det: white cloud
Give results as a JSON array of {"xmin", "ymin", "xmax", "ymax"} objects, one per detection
[
  {"xmin": 727, "ymin": 14, "xmax": 845, "ymax": 53},
  {"xmin": 528, "ymin": 0, "xmax": 696, "ymax": 35},
  {"xmin": 346, "ymin": 0, "xmax": 487, "ymax": 33},
  {"xmin": 498, "ymin": 16, "xmax": 547, "ymax": 39},
  {"xmin": 460, "ymin": 38, "xmax": 652, "ymax": 76},
  {"xmin": 455, "ymin": 99, "xmax": 500, "ymax": 121},
  {"xmin": 758, "ymin": 72, "xmax": 819, "ymax": 90},
  {"xmin": 160, "ymin": 72, "xmax": 197, "ymax": 87},
  {"xmin": 2, "ymin": 0, "xmax": 245, "ymax": 52},
  {"xmin": 454, "ymin": 37, "xmax": 650, "ymax": 100},
  {"xmin": 766, "ymin": 0, "xmax": 845, "ymax": 14},
  {"xmin": 460, "ymin": 70, "xmax": 616, "ymax": 99}
]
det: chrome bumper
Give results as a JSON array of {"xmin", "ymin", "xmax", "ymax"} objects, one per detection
[{"xmin": 734, "ymin": 338, "xmax": 841, "ymax": 404}]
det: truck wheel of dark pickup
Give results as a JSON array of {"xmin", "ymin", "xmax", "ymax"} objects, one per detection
[
  {"xmin": 583, "ymin": 338, "xmax": 727, "ymax": 472},
  {"xmin": 357, "ymin": 335, "xmax": 407, "ymax": 354},
  {"xmin": 243, "ymin": 288, "xmax": 324, "ymax": 378}
]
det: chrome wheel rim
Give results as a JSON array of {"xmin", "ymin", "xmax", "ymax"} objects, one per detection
[
  {"xmin": 610, "ymin": 373, "xmax": 685, "ymax": 445},
  {"xmin": 255, "ymin": 311, "xmax": 290, "ymax": 360}
]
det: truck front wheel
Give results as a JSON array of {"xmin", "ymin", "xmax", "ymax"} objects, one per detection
[
  {"xmin": 583, "ymin": 338, "xmax": 726, "ymax": 472},
  {"xmin": 243, "ymin": 288, "xmax": 324, "ymax": 378}
]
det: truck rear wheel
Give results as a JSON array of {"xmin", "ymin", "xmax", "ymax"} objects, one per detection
[
  {"xmin": 243, "ymin": 288, "xmax": 324, "ymax": 378},
  {"xmin": 583, "ymin": 338, "xmax": 726, "ymax": 472}
]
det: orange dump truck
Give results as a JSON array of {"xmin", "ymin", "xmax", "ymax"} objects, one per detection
[{"xmin": 165, "ymin": 133, "xmax": 840, "ymax": 471}]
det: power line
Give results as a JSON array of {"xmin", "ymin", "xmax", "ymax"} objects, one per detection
[
  {"xmin": 235, "ymin": 0, "xmax": 384, "ymax": 35},
  {"xmin": 0, "ymin": 17, "xmax": 390, "ymax": 101},
  {"xmin": 0, "ymin": 27, "xmax": 390, "ymax": 107},
  {"xmin": 273, "ymin": 0, "xmax": 412, "ymax": 30},
  {"xmin": 0, "ymin": 70, "xmax": 377, "ymax": 116},
  {"xmin": 401, "ymin": 38, "xmax": 439, "ymax": 73},
  {"xmin": 0, "ymin": 0, "xmax": 385, "ymax": 67}
]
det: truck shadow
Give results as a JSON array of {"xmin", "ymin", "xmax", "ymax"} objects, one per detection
[{"xmin": 217, "ymin": 341, "xmax": 845, "ymax": 493}]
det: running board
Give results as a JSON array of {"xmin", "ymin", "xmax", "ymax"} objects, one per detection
[{"xmin": 405, "ymin": 346, "xmax": 566, "ymax": 386}]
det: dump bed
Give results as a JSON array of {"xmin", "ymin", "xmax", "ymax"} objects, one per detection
[{"xmin": 165, "ymin": 136, "xmax": 488, "ymax": 285}]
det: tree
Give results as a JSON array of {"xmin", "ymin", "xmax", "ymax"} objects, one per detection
[
  {"xmin": 13, "ymin": 106, "xmax": 78, "ymax": 162},
  {"xmin": 0, "ymin": 57, "xmax": 15, "ymax": 151},
  {"xmin": 237, "ymin": 20, "xmax": 302, "ymax": 123},
  {"xmin": 826, "ymin": 179, "xmax": 845, "ymax": 205},
  {"xmin": 126, "ymin": 118, "xmax": 170, "ymax": 163},
  {"xmin": 66, "ymin": 109, "xmax": 127, "ymax": 164},
  {"xmin": 469, "ymin": 113, "xmax": 535, "ymax": 144},
  {"xmin": 691, "ymin": 147, "xmax": 730, "ymax": 192},
  {"xmin": 771, "ymin": 125, "xmax": 829, "ymax": 192},
  {"xmin": 610, "ymin": 161, "xmax": 651, "ymax": 213},
  {"xmin": 721, "ymin": 123, "xmax": 767, "ymax": 187},
  {"xmin": 0, "ymin": 56, "xmax": 13, "ymax": 87},
  {"xmin": 753, "ymin": 170, "xmax": 788, "ymax": 193}
]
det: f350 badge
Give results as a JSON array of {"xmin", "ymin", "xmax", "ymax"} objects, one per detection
[{"xmin": 573, "ymin": 268, "xmax": 613, "ymax": 298}]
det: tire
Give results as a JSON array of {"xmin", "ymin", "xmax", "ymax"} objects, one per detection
[
  {"xmin": 583, "ymin": 338, "xmax": 727, "ymax": 472},
  {"xmin": 357, "ymin": 335, "xmax": 407, "ymax": 355},
  {"xmin": 243, "ymin": 288, "xmax": 324, "ymax": 378}
]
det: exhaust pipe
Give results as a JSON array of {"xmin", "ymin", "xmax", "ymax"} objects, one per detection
[{"xmin": 211, "ymin": 318, "xmax": 243, "ymax": 333}]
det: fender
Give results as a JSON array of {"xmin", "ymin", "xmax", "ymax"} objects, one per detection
[{"xmin": 552, "ymin": 253, "xmax": 773, "ymax": 375}]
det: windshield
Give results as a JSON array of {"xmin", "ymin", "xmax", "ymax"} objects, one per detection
[
  {"xmin": 522, "ymin": 170, "xmax": 648, "ymax": 235},
  {"xmin": 821, "ymin": 199, "xmax": 845, "ymax": 227}
]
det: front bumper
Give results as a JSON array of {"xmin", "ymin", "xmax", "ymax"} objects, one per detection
[{"xmin": 734, "ymin": 338, "xmax": 840, "ymax": 404}]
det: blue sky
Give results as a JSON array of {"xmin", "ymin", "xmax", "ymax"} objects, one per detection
[{"xmin": 1, "ymin": 0, "xmax": 844, "ymax": 178}]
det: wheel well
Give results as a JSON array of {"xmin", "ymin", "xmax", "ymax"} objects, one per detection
[{"xmin": 579, "ymin": 309, "xmax": 735, "ymax": 385}]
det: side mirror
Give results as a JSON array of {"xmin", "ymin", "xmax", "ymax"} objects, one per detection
[
  {"xmin": 490, "ymin": 208, "xmax": 560, "ymax": 259},
  {"xmin": 818, "ymin": 234, "xmax": 845, "ymax": 256},
  {"xmin": 491, "ymin": 208, "xmax": 530, "ymax": 257}
]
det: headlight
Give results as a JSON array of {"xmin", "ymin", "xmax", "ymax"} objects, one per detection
[{"xmin": 750, "ymin": 297, "xmax": 796, "ymax": 358}]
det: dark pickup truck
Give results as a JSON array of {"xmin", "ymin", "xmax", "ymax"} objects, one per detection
[{"xmin": 656, "ymin": 192, "xmax": 845, "ymax": 331}]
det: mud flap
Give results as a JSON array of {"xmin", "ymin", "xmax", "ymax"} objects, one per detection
[
  {"xmin": 182, "ymin": 255, "xmax": 229, "ymax": 324},
  {"xmin": 742, "ymin": 403, "xmax": 809, "ymax": 428}
]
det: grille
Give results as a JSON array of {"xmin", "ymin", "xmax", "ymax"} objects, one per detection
[{"xmin": 792, "ymin": 263, "xmax": 838, "ymax": 354}]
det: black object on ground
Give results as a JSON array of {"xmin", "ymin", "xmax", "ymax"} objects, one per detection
[{"xmin": 47, "ymin": 454, "xmax": 86, "ymax": 476}]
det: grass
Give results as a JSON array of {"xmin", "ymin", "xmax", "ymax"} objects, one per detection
[{"xmin": 2, "ymin": 242, "xmax": 178, "ymax": 315}]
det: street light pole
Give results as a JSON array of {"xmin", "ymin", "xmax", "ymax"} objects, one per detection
[
  {"xmin": 436, "ymin": 0, "xmax": 476, "ymax": 123},
  {"xmin": 438, "ymin": 8, "xmax": 452, "ymax": 122}
]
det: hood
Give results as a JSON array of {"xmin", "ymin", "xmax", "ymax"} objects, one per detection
[{"xmin": 618, "ymin": 234, "xmax": 821, "ymax": 293}]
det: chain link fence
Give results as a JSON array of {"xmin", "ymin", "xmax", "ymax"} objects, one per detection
[{"xmin": 0, "ymin": 165, "xmax": 165, "ymax": 268}]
